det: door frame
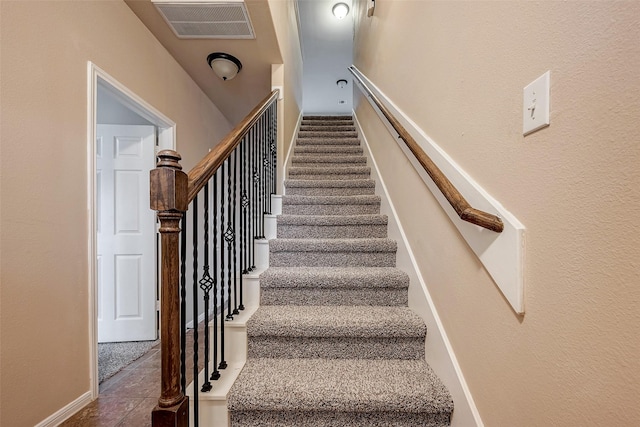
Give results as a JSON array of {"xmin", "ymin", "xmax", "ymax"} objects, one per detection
[{"xmin": 87, "ymin": 62, "xmax": 176, "ymax": 398}]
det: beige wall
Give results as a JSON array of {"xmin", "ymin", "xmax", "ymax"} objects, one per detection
[
  {"xmin": 354, "ymin": 1, "xmax": 640, "ymax": 425},
  {"xmin": 269, "ymin": 0, "xmax": 304, "ymax": 177},
  {"xmin": 0, "ymin": 1, "xmax": 231, "ymax": 425}
]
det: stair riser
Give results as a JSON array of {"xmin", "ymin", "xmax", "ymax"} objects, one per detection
[
  {"xmin": 282, "ymin": 204, "xmax": 380, "ymax": 215},
  {"xmin": 230, "ymin": 411, "xmax": 451, "ymax": 427},
  {"xmin": 260, "ymin": 288, "xmax": 408, "ymax": 306},
  {"xmin": 277, "ymin": 224, "xmax": 387, "ymax": 239},
  {"xmin": 285, "ymin": 187, "xmax": 376, "ymax": 197},
  {"xmin": 270, "ymin": 251, "xmax": 395, "ymax": 267},
  {"xmin": 290, "ymin": 160, "xmax": 368, "ymax": 167},
  {"xmin": 248, "ymin": 336, "xmax": 425, "ymax": 360}
]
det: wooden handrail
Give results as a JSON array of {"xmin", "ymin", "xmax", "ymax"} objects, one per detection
[
  {"xmin": 348, "ymin": 67, "xmax": 504, "ymax": 233},
  {"xmin": 187, "ymin": 89, "xmax": 279, "ymax": 202}
]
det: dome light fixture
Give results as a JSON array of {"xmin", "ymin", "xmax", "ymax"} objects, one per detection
[
  {"xmin": 337, "ymin": 79, "xmax": 348, "ymax": 89},
  {"xmin": 332, "ymin": 2, "xmax": 350, "ymax": 20},
  {"xmin": 207, "ymin": 52, "xmax": 243, "ymax": 81}
]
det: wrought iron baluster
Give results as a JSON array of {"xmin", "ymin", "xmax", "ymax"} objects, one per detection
[
  {"xmin": 211, "ymin": 173, "xmax": 221, "ymax": 380},
  {"xmin": 191, "ymin": 196, "xmax": 199, "ymax": 425},
  {"xmin": 251, "ymin": 127, "xmax": 258, "ymax": 269},
  {"xmin": 218, "ymin": 161, "xmax": 228, "ymax": 370},
  {"xmin": 271, "ymin": 103, "xmax": 278, "ymax": 197},
  {"xmin": 258, "ymin": 114, "xmax": 265, "ymax": 238},
  {"xmin": 199, "ymin": 183, "xmax": 213, "ymax": 393},
  {"xmin": 239, "ymin": 137, "xmax": 247, "ymax": 310},
  {"xmin": 232, "ymin": 147, "xmax": 240, "ymax": 315},
  {"xmin": 225, "ymin": 154, "xmax": 235, "ymax": 321}
]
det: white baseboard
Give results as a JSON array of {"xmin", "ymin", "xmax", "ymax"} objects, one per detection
[
  {"xmin": 353, "ymin": 113, "xmax": 484, "ymax": 427},
  {"xmin": 282, "ymin": 110, "xmax": 303, "ymax": 193},
  {"xmin": 35, "ymin": 391, "xmax": 93, "ymax": 427}
]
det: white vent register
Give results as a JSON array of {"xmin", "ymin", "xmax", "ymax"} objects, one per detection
[{"xmin": 152, "ymin": 0, "xmax": 255, "ymax": 39}]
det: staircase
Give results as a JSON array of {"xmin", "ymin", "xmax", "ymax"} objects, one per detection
[{"xmin": 227, "ymin": 116, "xmax": 454, "ymax": 426}]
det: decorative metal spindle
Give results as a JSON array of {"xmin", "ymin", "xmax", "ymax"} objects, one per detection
[
  {"xmin": 218, "ymin": 161, "xmax": 227, "ymax": 370},
  {"xmin": 191, "ymin": 195, "xmax": 199, "ymax": 424},
  {"xmin": 258, "ymin": 115, "xmax": 265, "ymax": 238},
  {"xmin": 225, "ymin": 155, "xmax": 235, "ymax": 321},
  {"xmin": 272, "ymin": 103, "xmax": 278, "ymax": 197},
  {"xmin": 241, "ymin": 136, "xmax": 248, "ymax": 275},
  {"xmin": 211, "ymin": 173, "xmax": 221, "ymax": 380},
  {"xmin": 180, "ymin": 214, "xmax": 187, "ymax": 394},
  {"xmin": 264, "ymin": 110, "xmax": 272, "ymax": 215},
  {"xmin": 199, "ymin": 183, "xmax": 213, "ymax": 393},
  {"xmin": 232, "ymin": 148, "xmax": 240, "ymax": 315},
  {"xmin": 251, "ymin": 127, "xmax": 258, "ymax": 269},
  {"xmin": 239, "ymin": 138, "xmax": 247, "ymax": 311}
]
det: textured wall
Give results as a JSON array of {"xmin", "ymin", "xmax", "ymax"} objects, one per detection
[
  {"xmin": 0, "ymin": 1, "xmax": 231, "ymax": 425},
  {"xmin": 353, "ymin": 1, "xmax": 640, "ymax": 425}
]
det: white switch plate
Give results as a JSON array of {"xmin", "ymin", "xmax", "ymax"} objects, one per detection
[{"xmin": 523, "ymin": 71, "xmax": 550, "ymax": 135}]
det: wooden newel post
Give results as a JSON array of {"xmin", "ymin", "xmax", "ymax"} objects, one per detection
[{"xmin": 150, "ymin": 150, "xmax": 189, "ymax": 427}]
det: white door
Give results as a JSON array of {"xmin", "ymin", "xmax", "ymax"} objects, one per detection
[{"xmin": 97, "ymin": 124, "xmax": 157, "ymax": 343}]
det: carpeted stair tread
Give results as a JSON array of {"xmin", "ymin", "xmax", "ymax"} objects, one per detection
[
  {"xmin": 247, "ymin": 306, "xmax": 426, "ymax": 338},
  {"xmin": 288, "ymin": 165, "xmax": 370, "ymax": 176},
  {"xmin": 284, "ymin": 179, "xmax": 376, "ymax": 196},
  {"xmin": 259, "ymin": 266, "xmax": 408, "ymax": 306},
  {"xmin": 270, "ymin": 238, "xmax": 396, "ymax": 253},
  {"xmin": 277, "ymin": 214, "xmax": 387, "ymax": 238},
  {"xmin": 294, "ymin": 145, "xmax": 363, "ymax": 154},
  {"xmin": 303, "ymin": 115, "xmax": 353, "ymax": 120},
  {"xmin": 291, "ymin": 155, "xmax": 367, "ymax": 166},
  {"xmin": 298, "ymin": 125, "xmax": 356, "ymax": 132},
  {"xmin": 228, "ymin": 358, "xmax": 453, "ymax": 424},
  {"xmin": 269, "ymin": 238, "xmax": 396, "ymax": 267},
  {"xmin": 285, "ymin": 179, "xmax": 375, "ymax": 189},
  {"xmin": 282, "ymin": 195, "xmax": 381, "ymax": 215},
  {"xmin": 260, "ymin": 266, "xmax": 408, "ymax": 289},
  {"xmin": 277, "ymin": 214, "xmax": 387, "ymax": 227},
  {"xmin": 296, "ymin": 137, "xmax": 360, "ymax": 145},
  {"xmin": 299, "ymin": 131, "xmax": 359, "ymax": 138}
]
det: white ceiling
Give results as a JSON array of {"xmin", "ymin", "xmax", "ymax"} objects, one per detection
[
  {"xmin": 298, "ymin": 0, "xmax": 354, "ymax": 114},
  {"xmin": 126, "ymin": 0, "xmax": 355, "ymax": 122}
]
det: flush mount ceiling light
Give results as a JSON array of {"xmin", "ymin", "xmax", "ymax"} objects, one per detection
[
  {"xmin": 332, "ymin": 2, "xmax": 350, "ymax": 20},
  {"xmin": 337, "ymin": 79, "xmax": 348, "ymax": 89},
  {"xmin": 207, "ymin": 52, "xmax": 242, "ymax": 81}
]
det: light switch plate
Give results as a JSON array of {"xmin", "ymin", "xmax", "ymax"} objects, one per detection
[{"xmin": 523, "ymin": 71, "xmax": 550, "ymax": 135}]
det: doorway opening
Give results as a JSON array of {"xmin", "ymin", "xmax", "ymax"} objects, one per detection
[{"xmin": 88, "ymin": 62, "xmax": 176, "ymax": 397}]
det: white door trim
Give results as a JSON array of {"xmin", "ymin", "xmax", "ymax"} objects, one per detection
[{"xmin": 87, "ymin": 62, "xmax": 176, "ymax": 398}]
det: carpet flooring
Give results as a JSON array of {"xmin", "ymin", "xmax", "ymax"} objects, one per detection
[
  {"xmin": 227, "ymin": 116, "xmax": 454, "ymax": 425},
  {"xmin": 98, "ymin": 339, "xmax": 159, "ymax": 383}
]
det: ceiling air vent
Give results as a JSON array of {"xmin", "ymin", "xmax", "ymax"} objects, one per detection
[{"xmin": 152, "ymin": 0, "xmax": 255, "ymax": 39}]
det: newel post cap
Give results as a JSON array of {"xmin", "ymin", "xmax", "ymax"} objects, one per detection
[{"xmin": 150, "ymin": 150, "xmax": 188, "ymax": 212}]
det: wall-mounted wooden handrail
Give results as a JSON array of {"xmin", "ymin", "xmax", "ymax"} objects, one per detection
[
  {"xmin": 348, "ymin": 66, "xmax": 503, "ymax": 233},
  {"xmin": 187, "ymin": 89, "xmax": 279, "ymax": 203}
]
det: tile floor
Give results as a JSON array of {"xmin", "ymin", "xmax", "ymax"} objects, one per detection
[{"xmin": 62, "ymin": 324, "xmax": 205, "ymax": 426}]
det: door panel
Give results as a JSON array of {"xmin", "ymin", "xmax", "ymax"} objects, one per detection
[{"xmin": 97, "ymin": 124, "xmax": 157, "ymax": 343}]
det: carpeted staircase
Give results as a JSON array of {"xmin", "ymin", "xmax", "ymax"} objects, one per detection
[{"xmin": 227, "ymin": 116, "xmax": 454, "ymax": 426}]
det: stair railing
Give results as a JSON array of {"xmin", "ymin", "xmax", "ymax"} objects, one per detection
[
  {"xmin": 348, "ymin": 66, "xmax": 504, "ymax": 233},
  {"xmin": 150, "ymin": 90, "xmax": 279, "ymax": 426}
]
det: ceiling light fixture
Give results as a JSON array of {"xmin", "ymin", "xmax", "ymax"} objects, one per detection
[
  {"xmin": 207, "ymin": 52, "xmax": 243, "ymax": 81},
  {"xmin": 332, "ymin": 2, "xmax": 350, "ymax": 20},
  {"xmin": 337, "ymin": 79, "xmax": 348, "ymax": 89}
]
